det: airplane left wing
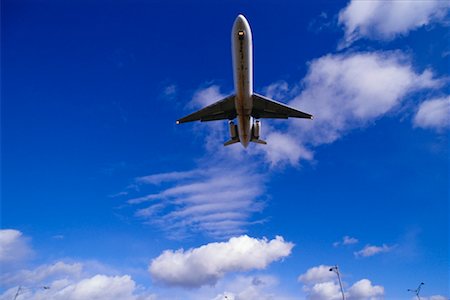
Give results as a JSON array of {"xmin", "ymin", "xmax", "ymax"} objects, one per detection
[
  {"xmin": 177, "ymin": 95, "xmax": 236, "ymax": 124},
  {"xmin": 251, "ymin": 93, "xmax": 313, "ymax": 120}
]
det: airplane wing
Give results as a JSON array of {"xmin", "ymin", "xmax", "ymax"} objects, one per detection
[
  {"xmin": 251, "ymin": 93, "xmax": 313, "ymax": 119},
  {"xmin": 177, "ymin": 95, "xmax": 237, "ymax": 124}
]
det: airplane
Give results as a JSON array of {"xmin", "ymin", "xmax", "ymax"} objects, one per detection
[{"xmin": 177, "ymin": 14, "xmax": 313, "ymax": 147}]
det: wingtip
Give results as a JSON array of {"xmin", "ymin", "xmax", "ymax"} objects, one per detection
[
  {"xmin": 176, "ymin": 120, "xmax": 180, "ymax": 124},
  {"xmin": 310, "ymin": 115, "xmax": 314, "ymax": 120}
]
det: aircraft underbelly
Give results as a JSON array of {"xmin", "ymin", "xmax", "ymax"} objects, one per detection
[{"xmin": 232, "ymin": 23, "xmax": 253, "ymax": 147}]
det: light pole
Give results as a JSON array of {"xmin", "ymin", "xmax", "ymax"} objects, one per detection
[
  {"xmin": 407, "ymin": 282, "xmax": 424, "ymax": 300},
  {"xmin": 13, "ymin": 286, "xmax": 50, "ymax": 300},
  {"xmin": 329, "ymin": 265, "xmax": 345, "ymax": 300}
]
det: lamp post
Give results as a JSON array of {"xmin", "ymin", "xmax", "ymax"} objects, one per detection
[
  {"xmin": 329, "ymin": 265, "xmax": 345, "ymax": 300},
  {"xmin": 13, "ymin": 286, "xmax": 50, "ymax": 300},
  {"xmin": 407, "ymin": 282, "xmax": 424, "ymax": 300}
]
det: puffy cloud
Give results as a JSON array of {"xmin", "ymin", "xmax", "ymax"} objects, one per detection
[
  {"xmin": 338, "ymin": 0, "xmax": 450, "ymax": 46},
  {"xmin": 414, "ymin": 96, "xmax": 450, "ymax": 130},
  {"xmin": 263, "ymin": 132, "xmax": 313, "ymax": 167},
  {"xmin": 333, "ymin": 236, "xmax": 359, "ymax": 247},
  {"xmin": 306, "ymin": 281, "xmax": 342, "ymax": 300},
  {"xmin": 347, "ymin": 279, "xmax": 384, "ymax": 300},
  {"xmin": 354, "ymin": 244, "xmax": 395, "ymax": 258},
  {"xmin": 149, "ymin": 235, "xmax": 293, "ymax": 288},
  {"xmin": 212, "ymin": 275, "xmax": 281, "ymax": 300},
  {"xmin": 299, "ymin": 265, "xmax": 384, "ymax": 300},
  {"xmin": 0, "ymin": 275, "xmax": 155, "ymax": 300},
  {"xmin": 291, "ymin": 52, "xmax": 440, "ymax": 145},
  {"xmin": 0, "ymin": 229, "xmax": 33, "ymax": 268},
  {"xmin": 298, "ymin": 265, "xmax": 336, "ymax": 284},
  {"xmin": 51, "ymin": 275, "xmax": 140, "ymax": 300},
  {"xmin": 256, "ymin": 51, "xmax": 441, "ymax": 166}
]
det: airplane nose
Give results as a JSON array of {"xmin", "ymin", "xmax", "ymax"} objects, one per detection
[{"xmin": 235, "ymin": 14, "xmax": 247, "ymax": 25}]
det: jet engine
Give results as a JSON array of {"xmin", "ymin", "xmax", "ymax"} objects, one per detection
[
  {"xmin": 252, "ymin": 120, "xmax": 261, "ymax": 138},
  {"xmin": 228, "ymin": 121, "xmax": 238, "ymax": 139}
]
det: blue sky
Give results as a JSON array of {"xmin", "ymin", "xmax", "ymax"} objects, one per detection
[{"xmin": 1, "ymin": 1, "xmax": 449, "ymax": 299}]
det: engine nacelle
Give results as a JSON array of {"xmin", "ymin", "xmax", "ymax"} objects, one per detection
[
  {"xmin": 252, "ymin": 120, "xmax": 261, "ymax": 138},
  {"xmin": 228, "ymin": 121, "xmax": 238, "ymax": 139}
]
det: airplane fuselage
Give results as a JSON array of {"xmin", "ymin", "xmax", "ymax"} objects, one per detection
[
  {"xmin": 176, "ymin": 15, "xmax": 313, "ymax": 146},
  {"xmin": 232, "ymin": 15, "xmax": 253, "ymax": 147}
]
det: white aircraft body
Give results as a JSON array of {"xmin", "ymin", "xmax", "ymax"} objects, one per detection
[{"xmin": 177, "ymin": 14, "xmax": 312, "ymax": 147}]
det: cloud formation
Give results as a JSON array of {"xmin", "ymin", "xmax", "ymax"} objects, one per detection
[
  {"xmin": 354, "ymin": 244, "xmax": 395, "ymax": 258},
  {"xmin": 333, "ymin": 236, "xmax": 359, "ymax": 247},
  {"xmin": 0, "ymin": 274, "xmax": 155, "ymax": 300},
  {"xmin": 128, "ymin": 165, "xmax": 266, "ymax": 238},
  {"xmin": 0, "ymin": 229, "xmax": 33, "ymax": 268},
  {"xmin": 414, "ymin": 96, "xmax": 450, "ymax": 130},
  {"xmin": 338, "ymin": 0, "xmax": 450, "ymax": 46},
  {"xmin": 257, "ymin": 51, "xmax": 442, "ymax": 166},
  {"xmin": 212, "ymin": 275, "xmax": 281, "ymax": 300},
  {"xmin": 149, "ymin": 235, "xmax": 293, "ymax": 288},
  {"xmin": 0, "ymin": 261, "xmax": 82, "ymax": 287},
  {"xmin": 298, "ymin": 265, "xmax": 336, "ymax": 284},
  {"xmin": 299, "ymin": 265, "xmax": 384, "ymax": 300}
]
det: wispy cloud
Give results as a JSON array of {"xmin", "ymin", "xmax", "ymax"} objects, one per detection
[
  {"xmin": 338, "ymin": 0, "xmax": 450, "ymax": 47},
  {"xmin": 128, "ymin": 165, "xmax": 267, "ymax": 238},
  {"xmin": 149, "ymin": 235, "xmax": 293, "ymax": 288},
  {"xmin": 413, "ymin": 96, "xmax": 450, "ymax": 130},
  {"xmin": 333, "ymin": 235, "xmax": 359, "ymax": 247},
  {"xmin": 354, "ymin": 244, "xmax": 395, "ymax": 258}
]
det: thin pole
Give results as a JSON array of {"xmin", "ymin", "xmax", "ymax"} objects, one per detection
[
  {"xmin": 13, "ymin": 286, "xmax": 22, "ymax": 300},
  {"xmin": 336, "ymin": 267, "xmax": 345, "ymax": 300},
  {"xmin": 330, "ymin": 265, "xmax": 345, "ymax": 300}
]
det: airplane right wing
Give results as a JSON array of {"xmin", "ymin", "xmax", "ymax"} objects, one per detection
[
  {"xmin": 251, "ymin": 93, "xmax": 313, "ymax": 120},
  {"xmin": 177, "ymin": 95, "xmax": 237, "ymax": 124}
]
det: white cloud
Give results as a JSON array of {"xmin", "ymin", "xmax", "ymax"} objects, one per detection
[
  {"xmin": 212, "ymin": 275, "xmax": 283, "ymax": 300},
  {"xmin": 262, "ymin": 132, "xmax": 313, "ymax": 167},
  {"xmin": 305, "ymin": 281, "xmax": 342, "ymax": 300},
  {"xmin": 338, "ymin": 0, "xmax": 450, "ymax": 46},
  {"xmin": 414, "ymin": 96, "xmax": 450, "ymax": 130},
  {"xmin": 354, "ymin": 244, "xmax": 395, "ymax": 258},
  {"xmin": 128, "ymin": 164, "xmax": 266, "ymax": 238},
  {"xmin": 420, "ymin": 296, "xmax": 448, "ymax": 300},
  {"xmin": 135, "ymin": 170, "xmax": 204, "ymax": 186},
  {"xmin": 190, "ymin": 85, "xmax": 229, "ymax": 107},
  {"xmin": 299, "ymin": 265, "xmax": 384, "ymax": 300},
  {"xmin": 0, "ymin": 275, "xmax": 155, "ymax": 300},
  {"xmin": 298, "ymin": 265, "xmax": 336, "ymax": 284},
  {"xmin": 347, "ymin": 279, "xmax": 384, "ymax": 300},
  {"xmin": 334, "ymin": 236, "xmax": 359, "ymax": 247},
  {"xmin": 0, "ymin": 261, "xmax": 83, "ymax": 287},
  {"xmin": 258, "ymin": 51, "xmax": 442, "ymax": 166},
  {"xmin": 0, "ymin": 229, "xmax": 33, "ymax": 268},
  {"xmin": 149, "ymin": 235, "xmax": 293, "ymax": 288}
]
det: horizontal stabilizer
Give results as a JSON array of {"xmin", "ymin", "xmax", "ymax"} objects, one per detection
[
  {"xmin": 224, "ymin": 138, "xmax": 240, "ymax": 146},
  {"xmin": 251, "ymin": 138, "xmax": 267, "ymax": 145}
]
